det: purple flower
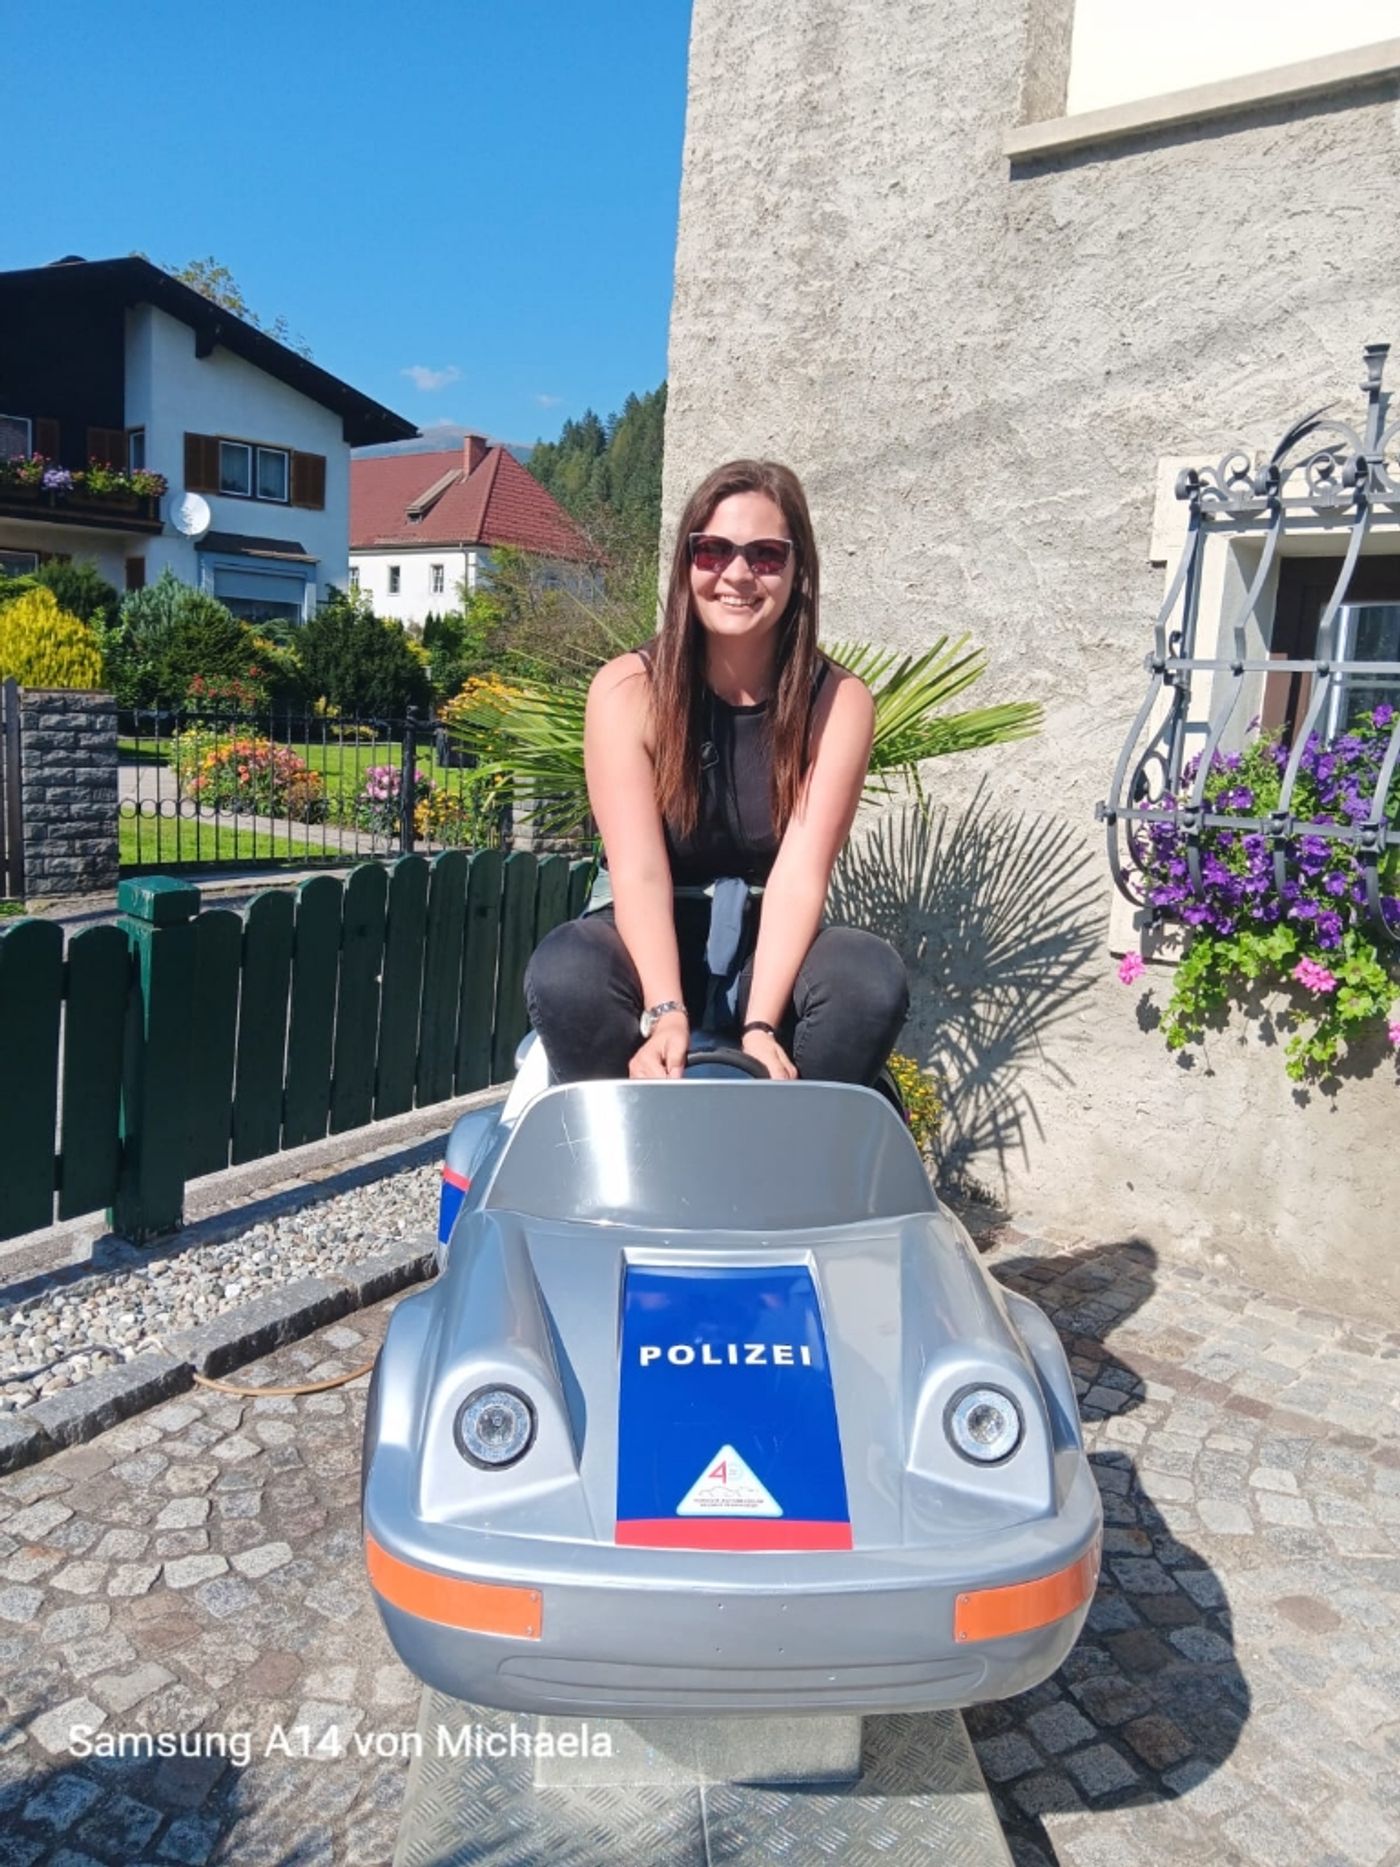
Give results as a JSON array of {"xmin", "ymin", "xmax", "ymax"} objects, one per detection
[{"xmin": 42, "ymin": 467, "xmax": 73, "ymax": 492}]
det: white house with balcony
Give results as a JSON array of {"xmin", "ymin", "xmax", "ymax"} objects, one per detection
[
  {"xmin": 350, "ymin": 434, "xmax": 593, "ymax": 625},
  {"xmin": 0, "ymin": 254, "xmax": 415, "ymax": 621}
]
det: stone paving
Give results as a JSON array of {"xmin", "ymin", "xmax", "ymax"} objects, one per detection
[{"xmin": 0, "ymin": 1229, "xmax": 1394, "ymax": 1866}]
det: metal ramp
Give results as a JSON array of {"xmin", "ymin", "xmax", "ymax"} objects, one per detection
[{"xmin": 392, "ymin": 1690, "xmax": 1013, "ymax": 1866}]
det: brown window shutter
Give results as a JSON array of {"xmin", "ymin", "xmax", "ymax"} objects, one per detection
[
  {"xmin": 124, "ymin": 557, "xmax": 146, "ymax": 592},
  {"xmin": 290, "ymin": 451, "xmax": 327, "ymax": 510},
  {"xmin": 33, "ymin": 418, "xmax": 60, "ymax": 459},
  {"xmin": 184, "ymin": 432, "xmax": 221, "ymax": 492},
  {"xmin": 86, "ymin": 427, "xmax": 126, "ymax": 469}
]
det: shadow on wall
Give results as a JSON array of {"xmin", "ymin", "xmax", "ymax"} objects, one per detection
[{"xmin": 830, "ymin": 787, "xmax": 1104, "ymax": 1200}]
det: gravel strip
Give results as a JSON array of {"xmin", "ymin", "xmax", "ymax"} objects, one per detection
[{"xmin": 0, "ymin": 1159, "xmax": 440, "ymax": 1411}]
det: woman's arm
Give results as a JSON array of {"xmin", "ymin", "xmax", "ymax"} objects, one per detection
[
  {"xmin": 742, "ymin": 671, "xmax": 875, "ymax": 1077},
  {"xmin": 584, "ymin": 653, "xmax": 689, "ymax": 1076}
]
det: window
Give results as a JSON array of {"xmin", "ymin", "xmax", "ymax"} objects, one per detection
[
  {"xmin": 431, "ymin": 563, "xmax": 445, "ymax": 594},
  {"xmin": 388, "ymin": 565, "xmax": 401, "ymax": 594},
  {"xmin": 0, "ymin": 549, "xmax": 38, "ymax": 576},
  {"xmin": 127, "ymin": 429, "xmax": 146, "ymax": 473},
  {"xmin": 1266, "ymin": 558, "xmax": 1400, "ymax": 742},
  {"xmin": 256, "ymin": 447, "xmax": 289, "ymax": 502},
  {"xmin": 219, "ymin": 441, "xmax": 253, "ymax": 496},
  {"xmin": 217, "ymin": 439, "xmax": 290, "ymax": 501},
  {"xmin": 0, "ymin": 414, "xmax": 31, "ymax": 460},
  {"xmin": 349, "ymin": 566, "xmax": 360, "ymax": 591}
]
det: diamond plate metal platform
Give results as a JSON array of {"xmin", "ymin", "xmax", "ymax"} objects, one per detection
[{"xmin": 392, "ymin": 1691, "xmax": 1013, "ymax": 1867}]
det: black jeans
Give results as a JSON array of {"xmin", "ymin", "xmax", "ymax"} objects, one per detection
[{"xmin": 524, "ymin": 901, "xmax": 909, "ymax": 1085}]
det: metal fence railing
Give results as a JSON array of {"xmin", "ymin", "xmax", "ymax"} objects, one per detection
[{"xmin": 117, "ymin": 702, "xmax": 513, "ymax": 872}]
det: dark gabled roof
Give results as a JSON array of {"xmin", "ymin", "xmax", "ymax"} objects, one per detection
[{"xmin": 0, "ymin": 256, "xmax": 417, "ymax": 448}]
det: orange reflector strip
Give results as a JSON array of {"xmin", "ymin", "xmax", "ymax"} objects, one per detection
[
  {"xmin": 365, "ymin": 1535, "xmax": 542, "ymax": 1640},
  {"xmin": 954, "ymin": 1543, "xmax": 1100, "ymax": 1644}
]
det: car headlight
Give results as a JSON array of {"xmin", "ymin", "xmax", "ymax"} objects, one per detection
[
  {"xmin": 454, "ymin": 1385, "xmax": 536, "ymax": 1469},
  {"xmin": 946, "ymin": 1386, "xmax": 1023, "ymax": 1464}
]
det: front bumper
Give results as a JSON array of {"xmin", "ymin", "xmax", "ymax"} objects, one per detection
[{"xmin": 365, "ymin": 1461, "xmax": 1102, "ymax": 1718}]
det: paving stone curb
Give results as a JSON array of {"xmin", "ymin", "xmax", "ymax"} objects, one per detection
[{"xmin": 0, "ymin": 1236, "xmax": 436, "ymax": 1477}]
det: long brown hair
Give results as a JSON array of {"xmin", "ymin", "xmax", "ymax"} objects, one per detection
[{"xmin": 650, "ymin": 459, "xmax": 822, "ymax": 839}]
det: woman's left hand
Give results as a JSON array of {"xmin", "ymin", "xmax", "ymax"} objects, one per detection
[{"xmin": 741, "ymin": 1027, "xmax": 797, "ymax": 1080}]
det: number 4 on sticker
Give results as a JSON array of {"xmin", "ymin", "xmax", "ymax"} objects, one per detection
[{"xmin": 676, "ymin": 1444, "xmax": 782, "ymax": 1517}]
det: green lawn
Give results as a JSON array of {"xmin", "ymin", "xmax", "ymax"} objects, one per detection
[{"xmin": 118, "ymin": 815, "xmax": 343, "ymax": 870}]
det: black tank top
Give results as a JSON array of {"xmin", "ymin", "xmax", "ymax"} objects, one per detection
[{"xmin": 635, "ymin": 645, "xmax": 830, "ymax": 886}]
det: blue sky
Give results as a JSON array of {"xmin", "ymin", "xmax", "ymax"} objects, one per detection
[{"xmin": 8, "ymin": 0, "xmax": 692, "ymax": 448}]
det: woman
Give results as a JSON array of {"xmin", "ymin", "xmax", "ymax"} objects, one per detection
[{"xmin": 524, "ymin": 458, "xmax": 908, "ymax": 1083}]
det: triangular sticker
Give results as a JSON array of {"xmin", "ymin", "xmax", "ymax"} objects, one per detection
[{"xmin": 676, "ymin": 1444, "xmax": 782, "ymax": 1517}]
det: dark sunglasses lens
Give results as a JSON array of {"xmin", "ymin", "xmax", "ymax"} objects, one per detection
[
  {"xmin": 691, "ymin": 534, "xmax": 732, "ymax": 571},
  {"xmin": 747, "ymin": 541, "xmax": 791, "ymax": 575}
]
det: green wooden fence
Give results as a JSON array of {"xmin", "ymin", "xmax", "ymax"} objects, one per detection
[{"xmin": 0, "ymin": 850, "xmax": 592, "ymax": 1244}]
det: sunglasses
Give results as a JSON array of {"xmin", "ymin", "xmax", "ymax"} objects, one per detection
[{"xmin": 688, "ymin": 533, "xmax": 794, "ymax": 577}]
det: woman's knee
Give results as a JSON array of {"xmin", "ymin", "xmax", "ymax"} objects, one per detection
[
  {"xmin": 524, "ymin": 917, "xmax": 634, "ymax": 1022},
  {"xmin": 801, "ymin": 926, "xmax": 909, "ymax": 1022}
]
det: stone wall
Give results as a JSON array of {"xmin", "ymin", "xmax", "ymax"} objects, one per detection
[
  {"xmin": 19, "ymin": 689, "xmax": 119, "ymax": 899},
  {"xmin": 663, "ymin": 0, "xmax": 1400, "ymax": 1315}
]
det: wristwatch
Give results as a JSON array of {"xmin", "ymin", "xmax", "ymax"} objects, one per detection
[{"xmin": 640, "ymin": 1000, "xmax": 685, "ymax": 1038}]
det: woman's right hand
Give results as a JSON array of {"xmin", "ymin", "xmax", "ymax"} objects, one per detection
[{"xmin": 629, "ymin": 1011, "xmax": 690, "ymax": 1079}]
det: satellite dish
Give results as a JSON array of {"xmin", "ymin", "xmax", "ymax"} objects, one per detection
[{"xmin": 170, "ymin": 491, "xmax": 212, "ymax": 539}]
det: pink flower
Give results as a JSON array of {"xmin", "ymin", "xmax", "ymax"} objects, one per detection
[
  {"xmin": 1292, "ymin": 958, "xmax": 1337, "ymax": 994},
  {"xmin": 1117, "ymin": 952, "xmax": 1146, "ymax": 985},
  {"xmin": 1388, "ymin": 1019, "xmax": 1400, "ymax": 1046}
]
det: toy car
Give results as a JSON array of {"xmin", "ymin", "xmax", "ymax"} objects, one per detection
[{"xmin": 362, "ymin": 1036, "xmax": 1102, "ymax": 1718}]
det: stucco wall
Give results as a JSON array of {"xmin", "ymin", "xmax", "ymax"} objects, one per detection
[
  {"xmin": 663, "ymin": 0, "xmax": 1400, "ymax": 1315},
  {"xmin": 351, "ymin": 547, "xmax": 479, "ymax": 626}
]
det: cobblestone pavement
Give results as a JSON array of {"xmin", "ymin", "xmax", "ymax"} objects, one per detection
[{"xmin": 0, "ymin": 1229, "xmax": 1395, "ymax": 1867}]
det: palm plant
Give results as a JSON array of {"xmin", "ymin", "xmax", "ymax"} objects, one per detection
[{"xmin": 445, "ymin": 635, "xmax": 1040, "ymax": 846}]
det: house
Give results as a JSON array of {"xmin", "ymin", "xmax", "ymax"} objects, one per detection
[
  {"xmin": 662, "ymin": 1, "xmax": 1400, "ymax": 1311},
  {"xmin": 0, "ymin": 255, "xmax": 415, "ymax": 620},
  {"xmin": 350, "ymin": 435, "xmax": 593, "ymax": 623}
]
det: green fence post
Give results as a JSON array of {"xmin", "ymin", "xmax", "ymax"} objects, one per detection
[{"xmin": 111, "ymin": 874, "xmax": 201, "ymax": 1242}]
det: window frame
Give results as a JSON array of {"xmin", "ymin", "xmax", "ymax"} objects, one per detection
[
  {"xmin": 430, "ymin": 563, "xmax": 445, "ymax": 594},
  {"xmin": 348, "ymin": 566, "xmax": 361, "ymax": 591},
  {"xmin": 0, "ymin": 548, "xmax": 39, "ymax": 576},
  {"xmin": 218, "ymin": 440, "xmax": 254, "ymax": 498},
  {"xmin": 1265, "ymin": 556, "xmax": 1400, "ymax": 743},
  {"xmin": 256, "ymin": 445, "xmax": 290, "ymax": 504},
  {"xmin": 0, "ymin": 414, "xmax": 32, "ymax": 461},
  {"xmin": 127, "ymin": 428, "xmax": 146, "ymax": 473},
  {"xmin": 387, "ymin": 565, "xmax": 401, "ymax": 595}
]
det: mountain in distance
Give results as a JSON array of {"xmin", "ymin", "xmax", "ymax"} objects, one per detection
[{"xmin": 354, "ymin": 421, "xmax": 531, "ymax": 463}]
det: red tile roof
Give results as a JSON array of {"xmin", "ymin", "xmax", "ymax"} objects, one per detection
[{"xmin": 350, "ymin": 443, "xmax": 593, "ymax": 560}]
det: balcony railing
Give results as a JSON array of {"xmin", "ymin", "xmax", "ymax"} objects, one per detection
[{"xmin": 0, "ymin": 484, "xmax": 163, "ymax": 533}]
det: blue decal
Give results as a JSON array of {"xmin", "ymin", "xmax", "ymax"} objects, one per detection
[{"xmin": 616, "ymin": 1265, "xmax": 850, "ymax": 1546}]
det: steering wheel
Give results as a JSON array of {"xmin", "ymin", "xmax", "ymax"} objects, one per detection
[{"xmin": 683, "ymin": 1046, "xmax": 771, "ymax": 1080}]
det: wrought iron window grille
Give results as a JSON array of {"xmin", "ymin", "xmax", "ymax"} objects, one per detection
[{"xmin": 1098, "ymin": 342, "xmax": 1400, "ymax": 940}]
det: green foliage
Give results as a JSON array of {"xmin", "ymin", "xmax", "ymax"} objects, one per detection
[
  {"xmin": 105, "ymin": 569, "xmax": 262, "ymax": 709},
  {"xmin": 1134, "ymin": 720, "xmax": 1400, "ymax": 1081},
  {"xmin": 526, "ymin": 385, "xmax": 666, "ymax": 535},
  {"xmin": 297, "ymin": 588, "xmax": 432, "ymax": 718},
  {"xmin": 31, "ymin": 559, "xmax": 122, "ymax": 631},
  {"xmin": 445, "ymin": 632, "xmax": 1041, "ymax": 844},
  {"xmin": 0, "ymin": 587, "xmax": 104, "ymax": 688},
  {"xmin": 885, "ymin": 1052, "xmax": 943, "ymax": 1154},
  {"xmin": 147, "ymin": 253, "xmax": 312, "ymax": 357}
]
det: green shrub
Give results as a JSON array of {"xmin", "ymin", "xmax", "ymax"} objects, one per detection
[
  {"xmin": 31, "ymin": 559, "xmax": 122, "ymax": 631},
  {"xmin": 0, "ymin": 588, "xmax": 105, "ymax": 688},
  {"xmin": 298, "ymin": 588, "xmax": 431, "ymax": 718},
  {"xmin": 106, "ymin": 568, "xmax": 262, "ymax": 709}
]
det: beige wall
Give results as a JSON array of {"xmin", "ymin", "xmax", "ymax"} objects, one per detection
[
  {"xmin": 663, "ymin": 0, "xmax": 1400, "ymax": 1316},
  {"xmin": 1066, "ymin": 1, "xmax": 1400, "ymax": 114}
]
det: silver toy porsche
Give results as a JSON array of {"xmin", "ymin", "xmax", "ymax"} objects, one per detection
[{"xmin": 361, "ymin": 1038, "xmax": 1102, "ymax": 1718}]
